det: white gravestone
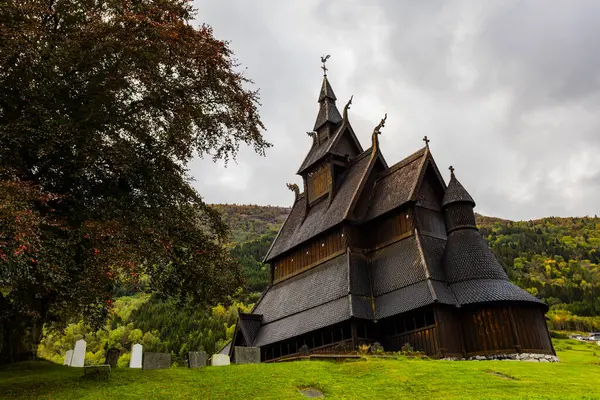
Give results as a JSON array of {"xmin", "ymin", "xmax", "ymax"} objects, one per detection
[
  {"xmin": 129, "ymin": 343, "xmax": 143, "ymax": 368},
  {"xmin": 70, "ymin": 339, "xmax": 86, "ymax": 367},
  {"xmin": 64, "ymin": 349, "xmax": 74, "ymax": 366},
  {"xmin": 211, "ymin": 354, "xmax": 230, "ymax": 366}
]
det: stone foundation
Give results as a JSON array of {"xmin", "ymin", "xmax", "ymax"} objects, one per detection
[{"xmin": 443, "ymin": 353, "xmax": 559, "ymax": 362}]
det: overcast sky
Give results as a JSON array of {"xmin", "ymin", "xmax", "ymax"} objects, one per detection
[{"xmin": 190, "ymin": 0, "xmax": 600, "ymax": 221}]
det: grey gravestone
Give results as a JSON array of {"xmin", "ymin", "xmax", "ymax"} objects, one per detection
[
  {"xmin": 188, "ymin": 351, "xmax": 207, "ymax": 368},
  {"xmin": 64, "ymin": 349, "xmax": 74, "ymax": 366},
  {"xmin": 234, "ymin": 346, "xmax": 260, "ymax": 364},
  {"xmin": 142, "ymin": 352, "xmax": 171, "ymax": 370},
  {"xmin": 104, "ymin": 348, "xmax": 120, "ymax": 368},
  {"xmin": 70, "ymin": 339, "xmax": 86, "ymax": 367},
  {"xmin": 129, "ymin": 343, "xmax": 142, "ymax": 368}
]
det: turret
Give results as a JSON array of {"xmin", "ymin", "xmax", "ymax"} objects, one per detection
[
  {"xmin": 441, "ymin": 167, "xmax": 509, "ymax": 284},
  {"xmin": 441, "ymin": 166, "xmax": 476, "ymax": 233}
]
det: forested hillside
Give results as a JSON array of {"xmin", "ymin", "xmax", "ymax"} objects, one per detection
[
  {"xmin": 211, "ymin": 204, "xmax": 289, "ymax": 245},
  {"xmin": 477, "ymin": 215, "xmax": 600, "ymax": 331},
  {"xmin": 38, "ymin": 206, "xmax": 600, "ymax": 365}
]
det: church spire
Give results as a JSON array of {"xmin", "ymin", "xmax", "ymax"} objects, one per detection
[{"xmin": 313, "ymin": 56, "xmax": 342, "ymax": 133}]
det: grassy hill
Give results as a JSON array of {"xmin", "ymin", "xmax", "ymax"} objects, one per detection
[{"xmin": 3, "ymin": 339, "xmax": 600, "ymax": 399}]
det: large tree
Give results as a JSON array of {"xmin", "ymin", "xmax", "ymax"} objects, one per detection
[{"xmin": 0, "ymin": 0, "xmax": 269, "ymax": 362}]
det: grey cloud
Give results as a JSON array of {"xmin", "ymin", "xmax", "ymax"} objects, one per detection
[{"xmin": 190, "ymin": 0, "xmax": 599, "ymax": 220}]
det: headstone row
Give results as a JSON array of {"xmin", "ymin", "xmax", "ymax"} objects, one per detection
[{"xmin": 63, "ymin": 343, "xmax": 261, "ymax": 369}]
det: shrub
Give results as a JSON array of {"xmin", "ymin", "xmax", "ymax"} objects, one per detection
[
  {"xmin": 358, "ymin": 344, "xmax": 371, "ymax": 355},
  {"xmin": 401, "ymin": 343, "xmax": 414, "ymax": 353},
  {"xmin": 117, "ymin": 353, "xmax": 130, "ymax": 368}
]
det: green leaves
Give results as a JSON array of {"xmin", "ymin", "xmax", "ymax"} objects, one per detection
[{"xmin": 0, "ymin": 0, "xmax": 267, "ymax": 362}]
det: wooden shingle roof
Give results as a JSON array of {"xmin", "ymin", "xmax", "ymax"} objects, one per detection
[
  {"xmin": 364, "ymin": 147, "xmax": 427, "ymax": 221},
  {"xmin": 265, "ymin": 149, "xmax": 372, "ymax": 261}
]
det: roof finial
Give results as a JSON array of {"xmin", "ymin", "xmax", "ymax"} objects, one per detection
[
  {"xmin": 449, "ymin": 165, "xmax": 455, "ymax": 178},
  {"xmin": 321, "ymin": 54, "xmax": 330, "ymax": 76},
  {"xmin": 306, "ymin": 131, "xmax": 318, "ymax": 145},
  {"xmin": 342, "ymin": 95, "xmax": 353, "ymax": 123},
  {"xmin": 286, "ymin": 183, "xmax": 300, "ymax": 200},
  {"xmin": 371, "ymin": 113, "xmax": 387, "ymax": 151},
  {"xmin": 423, "ymin": 135, "xmax": 430, "ymax": 148}
]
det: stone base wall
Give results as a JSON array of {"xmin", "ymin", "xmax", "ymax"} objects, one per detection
[{"xmin": 443, "ymin": 353, "xmax": 559, "ymax": 362}]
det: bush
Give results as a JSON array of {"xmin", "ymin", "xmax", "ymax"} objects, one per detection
[
  {"xmin": 401, "ymin": 343, "xmax": 414, "ymax": 353},
  {"xmin": 117, "ymin": 353, "xmax": 130, "ymax": 368},
  {"xmin": 358, "ymin": 344, "xmax": 371, "ymax": 355}
]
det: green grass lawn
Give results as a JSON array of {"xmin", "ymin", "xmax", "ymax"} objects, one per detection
[{"xmin": 1, "ymin": 339, "xmax": 599, "ymax": 400}]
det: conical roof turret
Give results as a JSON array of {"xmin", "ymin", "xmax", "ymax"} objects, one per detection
[
  {"xmin": 442, "ymin": 167, "xmax": 475, "ymax": 208},
  {"xmin": 441, "ymin": 166, "xmax": 545, "ymax": 308}
]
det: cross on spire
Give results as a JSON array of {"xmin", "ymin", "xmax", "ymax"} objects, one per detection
[
  {"xmin": 449, "ymin": 165, "xmax": 455, "ymax": 177},
  {"xmin": 423, "ymin": 135, "xmax": 430, "ymax": 147},
  {"xmin": 321, "ymin": 54, "xmax": 330, "ymax": 76}
]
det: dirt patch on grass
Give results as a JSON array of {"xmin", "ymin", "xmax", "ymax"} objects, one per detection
[
  {"xmin": 298, "ymin": 386, "xmax": 324, "ymax": 398},
  {"xmin": 485, "ymin": 370, "xmax": 518, "ymax": 380}
]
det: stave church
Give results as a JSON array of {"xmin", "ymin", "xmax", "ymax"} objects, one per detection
[{"xmin": 227, "ymin": 62, "xmax": 555, "ymax": 362}]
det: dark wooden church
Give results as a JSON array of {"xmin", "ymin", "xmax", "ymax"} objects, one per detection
[{"xmin": 228, "ymin": 67, "xmax": 555, "ymax": 362}]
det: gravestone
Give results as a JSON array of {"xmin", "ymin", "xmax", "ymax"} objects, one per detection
[
  {"xmin": 188, "ymin": 351, "xmax": 207, "ymax": 368},
  {"xmin": 104, "ymin": 348, "xmax": 120, "ymax": 368},
  {"xmin": 129, "ymin": 343, "xmax": 142, "ymax": 368},
  {"xmin": 211, "ymin": 354, "xmax": 230, "ymax": 366},
  {"xmin": 64, "ymin": 350, "xmax": 74, "ymax": 366},
  {"xmin": 234, "ymin": 346, "xmax": 260, "ymax": 364},
  {"xmin": 142, "ymin": 352, "xmax": 171, "ymax": 370},
  {"xmin": 70, "ymin": 339, "xmax": 86, "ymax": 367}
]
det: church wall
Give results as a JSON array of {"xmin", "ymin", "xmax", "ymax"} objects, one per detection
[
  {"xmin": 260, "ymin": 320, "xmax": 352, "ymax": 362},
  {"xmin": 307, "ymin": 163, "xmax": 332, "ymax": 203},
  {"xmin": 415, "ymin": 207, "xmax": 446, "ymax": 238},
  {"xmin": 460, "ymin": 304, "xmax": 554, "ymax": 356},
  {"xmin": 358, "ymin": 206, "xmax": 414, "ymax": 251},
  {"xmin": 511, "ymin": 306, "xmax": 555, "ymax": 354},
  {"xmin": 434, "ymin": 306, "xmax": 464, "ymax": 357},
  {"xmin": 272, "ymin": 227, "xmax": 346, "ymax": 283},
  {"xmin": 379, "ymin": 307, "xmax": 438, "ymax": 355}
]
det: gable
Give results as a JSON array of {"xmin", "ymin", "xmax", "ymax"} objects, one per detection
[
  {"xmin": 416, "ymin": 164, "xmax": 445, "ymax": 210},
  {"xmin": 265, "ymin": 150, "xmax": 372, "ymax": 261},
  {"xmin": 297, "ymin": 123, "xmax": 363, "ymax": 175},
  {"xmin": 364, "ymin": 147, "xmax": 427, "ymax": 221}
]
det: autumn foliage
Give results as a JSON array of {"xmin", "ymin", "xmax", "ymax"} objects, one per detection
[{"xmin": 0, "ymin": 0, "xmax": 268, "ymax": 362}]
